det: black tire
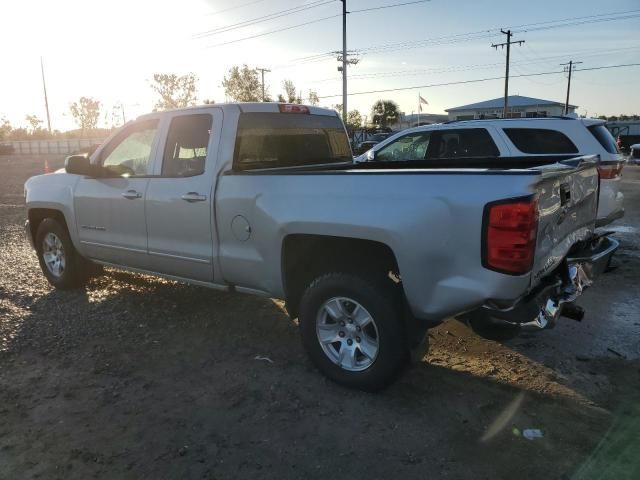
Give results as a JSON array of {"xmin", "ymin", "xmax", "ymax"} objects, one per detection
[
  {"xmin": 299, "ymin": 273, "xmax": 408, "ymax": 391},
  {"xmin": 35, "ymin": 218, "xmax": 90, "ymax": 289}
]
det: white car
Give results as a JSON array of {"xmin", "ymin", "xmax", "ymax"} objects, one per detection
[
  {"xmin": 356, "ymin": 117, "xmax": 625, "ymax": 227},
  {"xmin": 630, "ymin": 143, "xmax": 640, "ymax": 165}
]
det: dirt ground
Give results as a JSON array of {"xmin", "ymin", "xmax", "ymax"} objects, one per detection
[{"xmin": 1, "ymin": 156, "xmax": 639, "ymax": 480}]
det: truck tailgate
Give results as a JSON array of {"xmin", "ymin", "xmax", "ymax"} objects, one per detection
[{"xmin": 530, "ymin": 161, "xmax": 599, "ymax": 285}]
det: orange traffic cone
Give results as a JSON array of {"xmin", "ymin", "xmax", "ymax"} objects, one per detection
[{"xmin": 44, "ymin": 159, "xmax": 50, "ymax": 174}]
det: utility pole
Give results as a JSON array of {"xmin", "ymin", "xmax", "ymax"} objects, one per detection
[
  {"xmin": 255, "ymin": 67, "xmax": 270, "ymax": 101},
  {"xmin": 560, "ymin": 60, "xmax": 583, "ymax": 114},
  {"xmin": 40, "ymin": 57, "xmax": 52, "ymax": 133},
  {"xmin": 341, "ymin": 0, "xmax": 347, "ymax": 123},
  {"xmin": 491, "ymin": 30, "xmax": 524, "ymax": 118}
]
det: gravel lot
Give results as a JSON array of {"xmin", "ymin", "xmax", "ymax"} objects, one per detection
[{"xmin": 1, "ymin": 156, "xmax": 639, "ymax": 480}]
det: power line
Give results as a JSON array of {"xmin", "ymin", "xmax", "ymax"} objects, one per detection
[
  {"xmin": 195, "ymin": 0, "xmax": 332, "ymax": 38},
  {"xmin": 205, "ymin": 13, "xmax": 342, "ymax": 48},
  {"xmin": 351, "ymin": 0, "xmax": 431, "ymax": 14},
  {"xmin": 348, "ymin": 9, "xmax": 640, "ymax": 57},
  {"xmin": 205, "ymin": 0, "xmax": 267, "ymax": 16},
  {"xmin": 308, "ymin": 46, "xmax": 640, "ymax": 83},
  {"xmin": 315, "ymin": 62, "xmax": 640, "ymax": 98},
  {"xmin": 204, "ymin": 0, "xmax": 435, "ymax": 48}
]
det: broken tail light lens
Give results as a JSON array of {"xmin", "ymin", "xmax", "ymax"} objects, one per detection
[
  {"xmin": 597, "ymin": 162, "xmax": 624, "ymax": 179},
  {"xmin": 483, "ymin": 198, "xmax": 538, "ymax": 275}
]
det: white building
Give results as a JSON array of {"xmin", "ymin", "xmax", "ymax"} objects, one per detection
[{"xmin": 445, "ymin": 95, "xmax": 577, "ymax": 121}]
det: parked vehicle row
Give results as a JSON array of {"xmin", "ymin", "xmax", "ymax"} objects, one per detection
[{"xmin": 24, "ymin": 104, "xmax": 618, "ymax": 390}]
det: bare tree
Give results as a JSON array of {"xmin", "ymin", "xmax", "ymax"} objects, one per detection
[
  {"xmin": 222, "ymin": 65, "xmax": 262, "ymax": 102},
  {"xmin": 308, "ymin": 90, "xmax": 320, "ymax": 106},
  {"xmin": 69, "ymin": 97, "xmax": 101, "ymax": 130},
  {"xmin": 151, "ymin": 73, "xmax": 198, "ymax": 110},
  {"xmin": 282, "ymin": 79, "xmax": 302, "ymax": 104},
  {"xmin": 25, "ymin": 114, "xmax": 43, "ymax": 133}
]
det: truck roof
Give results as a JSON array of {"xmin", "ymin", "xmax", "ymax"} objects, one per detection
[{"xmin": 137, "ymin": 103, "xmax": 339, "ymax": 121}]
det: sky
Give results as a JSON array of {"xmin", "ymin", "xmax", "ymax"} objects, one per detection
[{"xmin": 1, "ymin": 0, "xmax": 639, "ymax": 131}]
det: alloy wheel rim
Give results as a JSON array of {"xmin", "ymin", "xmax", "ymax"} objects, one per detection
[
  {"xmin": 42, "ymin": 232, "xmax": 66, "ymax": 278},
  {"xmin": 316, "ymin": 297, "xmax": 379, "ymax": 372}
]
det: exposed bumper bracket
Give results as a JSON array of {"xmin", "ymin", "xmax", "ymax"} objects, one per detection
[{"xmin": 481, "ymin": 235, "xmax": 619, "ymax": 330}]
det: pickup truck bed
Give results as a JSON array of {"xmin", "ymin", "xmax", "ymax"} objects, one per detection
[
  {"xmin": 24, "ymin": 103, "xmax": 617, "ymax": 390},
  {"xmin": 217, "ymin": 157, "xmax": 599, "ymax": 322}
]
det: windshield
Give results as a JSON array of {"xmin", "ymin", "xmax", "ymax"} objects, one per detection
[{"xmin": 234, "ymin": 112, "xmax": 352, "ymax": 170}]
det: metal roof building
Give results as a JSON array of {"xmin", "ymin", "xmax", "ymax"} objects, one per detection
[{"xmin": 445, "ymin": 95, "xmax": 577, "ymax": 120}]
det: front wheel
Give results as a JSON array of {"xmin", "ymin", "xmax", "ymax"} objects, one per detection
[
  {"xmin": 299, "ymin": 273, "xmax": 408, "ymax": 391},
  {"xmin": 35, "ymin": 218, "xmax": 90, "ymax": 289}
]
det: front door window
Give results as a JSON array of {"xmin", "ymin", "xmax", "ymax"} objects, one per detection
[{"xmin": 101, "ymin": 120, "xmax": 159, "ymax": 176}]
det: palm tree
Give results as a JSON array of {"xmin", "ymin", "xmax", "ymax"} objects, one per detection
[{"xmin": 371, "ymin": 100, "xmax": 400, "ymax": 128}]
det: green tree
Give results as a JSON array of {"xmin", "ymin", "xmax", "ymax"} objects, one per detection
[
  {"xmin": 282, "ymin": 79, "xmax": 302, "ymax": 104},
  {"xmin": 0, "ymin": 117, "xmax": 12, "ymax": 139},
  {"xmin": 308, "ymin": 90, "xmax": 320, "ymax": 106},
  {"xmin": 371, "ymin": 100, "xmax": 400, "ymax": 128},
  {"xmin": 69, "ymin": 97, "xmax": 101, "ymax": 130},
  {"xmin": 222, "ymin": 65, "xmax": 262, "ymax": 102},
  {"xmin": 346, "ymin": 110, "xmax": 363, "ymax": 130},
  {"xmin": 151, "ymin": 73, "xmax": 198, "ymax": 110}
]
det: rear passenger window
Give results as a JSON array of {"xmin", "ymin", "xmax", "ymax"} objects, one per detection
[
  {"xmin": 503, "ymin": 128, "xmax": 578, "ymax": 154},
  {"xmin": 427, "ymin": 129, "xmax": 499, "ymax": 158},
  {"xmin": 162, "ymin": 114, "xmax": 212, "ymax": 177}
]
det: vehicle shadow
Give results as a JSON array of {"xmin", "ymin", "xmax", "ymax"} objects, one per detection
[{"xmin": 3, "ymin": 267, "xmax": 635, "ymax": 479}]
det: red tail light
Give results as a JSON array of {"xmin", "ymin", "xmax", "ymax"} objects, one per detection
[
  {"xmin": 483, "ymin": 198, "xmax": 538, "ymax": 275},
  {"xmin": 278, "ymin": 104, "xmax": 310, "ymax": 114},
  {"xmin": 597, "ymin": 162, "xmax": 624, "ymax": 179}
]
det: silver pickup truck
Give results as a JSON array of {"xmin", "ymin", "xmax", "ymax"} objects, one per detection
[{"xmin": 24, "ymin": 103, "xmax": 618, "ymax": 390}]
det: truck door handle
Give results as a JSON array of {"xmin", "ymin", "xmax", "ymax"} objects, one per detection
[
  {"xmin": 121, "ymin": 190, "xmax": 142, "ymax": 200},
  {"xmin": 181, "ymin": 192, "xmax": 207, "ymax": 203}
]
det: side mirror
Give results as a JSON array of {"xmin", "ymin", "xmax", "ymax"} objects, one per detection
[
  {"xmin": 65, "ymin": 154, "xmax": 93, "ymax": 176},
  {"xmin": 366, "ymin": 149, "xmax": 376, "ymax": 161}
]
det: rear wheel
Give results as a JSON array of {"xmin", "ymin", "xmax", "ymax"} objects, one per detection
[
  {"xmin": 35, "ymin": 218, "xmax": 90, "ymax": 289},
  {"xmin": 299, "ymin": 273, "xmax": 408, "ymax": 391}
]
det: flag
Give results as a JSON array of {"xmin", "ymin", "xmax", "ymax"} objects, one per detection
[{"xmin": 418, "ymin": 94, "xmax": 428, "ymax": 112}]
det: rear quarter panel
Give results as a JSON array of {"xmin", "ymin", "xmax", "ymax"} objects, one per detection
[{"xmin": 216, "ymin": 170, "xmax": 546, "ymax": 321}]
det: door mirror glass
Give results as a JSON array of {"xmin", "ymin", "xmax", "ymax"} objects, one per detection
[{"xmin": 65, "ymin": 154, "xmax": 93, "ymax": 176}]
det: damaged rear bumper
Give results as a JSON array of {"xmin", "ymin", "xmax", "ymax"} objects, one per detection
[{"xmin": 480, "ymin": 235, "xmax": 619, "ymax": 330}]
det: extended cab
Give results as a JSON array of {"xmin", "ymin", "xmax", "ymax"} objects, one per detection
[{"xmin": 24, "ymin": 103, "xmax": 618, "ymax": 390}]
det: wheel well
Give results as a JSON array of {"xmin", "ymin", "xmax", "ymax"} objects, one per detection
[
  {"xmin": 28, "ymin": 208, "xmax": 68, "ymax": 247},
  {"xmin": 282, "ymin": 234, "xmax": 401, "ymax": 318}
]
